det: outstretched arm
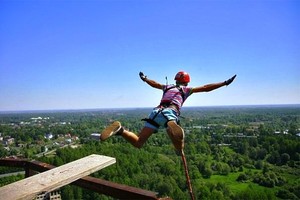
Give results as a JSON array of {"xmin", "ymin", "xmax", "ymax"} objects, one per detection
[
  {"xmin": 192, "ymin": 75, "xmax": 236, "ymax": 93},
  {"xmin": 139, "ymin": 72, "xmax": 164, "ymax": 90}
]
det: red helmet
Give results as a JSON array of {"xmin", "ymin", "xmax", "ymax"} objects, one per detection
[{"xmin": 174, "ymin": 71, "xmax": 190, "ymax": 83}]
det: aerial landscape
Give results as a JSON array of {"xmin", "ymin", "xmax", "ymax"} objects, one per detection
[{"xmin": 0, "ymin": 105, "xmax": 299, "ymax": 199}]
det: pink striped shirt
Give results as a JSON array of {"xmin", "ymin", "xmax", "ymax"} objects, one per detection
[{"xmin": 159, "ymin": 85, "xmax": 193, "ymax": 111}]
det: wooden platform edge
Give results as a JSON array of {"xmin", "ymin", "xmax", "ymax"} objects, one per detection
[{"xmin": 0, "ymin": 154, "xmax": 116, "ymax": 200}]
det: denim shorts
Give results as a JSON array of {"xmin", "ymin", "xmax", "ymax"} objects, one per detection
[{"xmin": 144, "ymin": 108, "xmax": 178, "ymax": 131}]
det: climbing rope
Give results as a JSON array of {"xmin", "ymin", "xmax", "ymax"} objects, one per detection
[{"xmin": 181, "ymin": 149, "xmax": 195, "ymax": 200}]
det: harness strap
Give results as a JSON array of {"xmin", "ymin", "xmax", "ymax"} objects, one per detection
[
  {"xmin": 141, "ymin": 118, "xmax": 160, "ymax": 128},
  {"xmin": 163, "ymin": 85, "xmax": 185, "ymax": 102},
  {"xmin": 159, "ymin": 102, "xmax": 180, "ymax": 115},
  {"xmin": 141, "ymin": 108, "xmax": 173, "ymax": 129}
]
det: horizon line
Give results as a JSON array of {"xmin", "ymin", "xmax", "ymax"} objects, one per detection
[{"xmin": 1, "ymin": 103, "xmax": 299, "ymax": 114}]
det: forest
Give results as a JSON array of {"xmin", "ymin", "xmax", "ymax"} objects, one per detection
[{"xmin": 0, "ymin": 105, "xmax": 299, "ymax": 199}]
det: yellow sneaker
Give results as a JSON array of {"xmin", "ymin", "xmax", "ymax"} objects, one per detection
[{"xmin": 100, "ymin": 121, "xmax": 122, "ymax": 141}]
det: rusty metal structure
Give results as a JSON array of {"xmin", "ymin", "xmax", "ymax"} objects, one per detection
[{"xmin": 0, "ymin": 157, "xmax": 172, "ymax": 200}]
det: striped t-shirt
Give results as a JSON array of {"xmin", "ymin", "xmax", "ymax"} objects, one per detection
[{"xmin": 159, "ymin": 84, "xmax": 193, "ymax": 111}]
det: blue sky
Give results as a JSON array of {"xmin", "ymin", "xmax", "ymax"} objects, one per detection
[{"xmin": 0, "ymin": 0, "xmax": 299, "ymax": 111}]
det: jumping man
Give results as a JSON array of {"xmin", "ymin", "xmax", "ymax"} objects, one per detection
[{"xmin": 100, "ymin": 71, "xmax": 236, "ymax": 151}]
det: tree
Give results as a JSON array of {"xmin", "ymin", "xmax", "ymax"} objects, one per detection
[
  {"xmin": 156, "ymin": 181, "xmax": 173, "ymax": 197},
  {"xmin": 266, "ymin": 151, "xmax": 280, "ymax": 165},
  {"xmin": 280, "ymin": 153, "xmax": 290, "ymax": 165},
  {"xmin": 237, "ymin": 173, "xmax": 248, "ymax": 182},
  {"xmin": 61, "ymin": 185, "xmax": 74, "ymax": 200},
  {"xmin": 276, "ymin": 189, "xmax": 298, "ymax": 200},
  {"xmin": 0, "ymin": 146, "xmax": 8, "ymax": 158},
  {"xmin": 202, "ymin": 165, "xmax": 213, "ymax": 179},
  {"xmin": 254, "ymin": 160, "xmax": 263, "ymax": 169}
]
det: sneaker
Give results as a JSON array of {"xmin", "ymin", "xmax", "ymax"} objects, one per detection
[
  {"xmin": 100, "ymin": 121, "xmax": 122, "ymax": 141},
  {"xmin": 167, "ymin": 121, "xmax": 185, "ymax": 150}
]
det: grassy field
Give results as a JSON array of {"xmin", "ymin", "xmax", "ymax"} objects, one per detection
[{"xmin": 193, "ymin": 169, "xmax": 278, "ymax": 197}]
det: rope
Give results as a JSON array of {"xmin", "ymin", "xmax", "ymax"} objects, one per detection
[{"xmin": 181, "ymin": 149, "xmax": 195, "ymax": 200}]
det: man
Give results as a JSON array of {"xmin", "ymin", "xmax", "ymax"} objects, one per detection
[{"xmin": 100, "ymin": 71, "xmax": 236, "ymax": 151}]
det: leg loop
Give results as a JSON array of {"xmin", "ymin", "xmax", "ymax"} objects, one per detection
[{"xmin": 141, "ymin": 108, "xmax": 163, "ymax": 129}]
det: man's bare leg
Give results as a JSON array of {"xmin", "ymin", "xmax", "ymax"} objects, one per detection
[
  {"xmin": 121, "ymin": 127, "xmax": 155, "ymax": 148},
  {"xmin": 100, "ymin": 121, "xmax": 155, "ymax": 148}
]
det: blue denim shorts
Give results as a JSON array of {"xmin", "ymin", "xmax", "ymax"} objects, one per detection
[{"xmin": 144, "ymin": 108, "xmax": 178, "ymax": 131}]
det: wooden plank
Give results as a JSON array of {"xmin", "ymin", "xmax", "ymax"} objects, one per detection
[{"xmin": 0, "ymin": 154, "xmax": 115, "ymax": 200}]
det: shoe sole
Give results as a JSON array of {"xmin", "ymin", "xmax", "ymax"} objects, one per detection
[
  {"xmin": 167, "ymin": 121, "xmax": 184, "ymax": 150},
  {"xmin": 167, "ymin": 121, "xmax": 184, "ymax": 140},
  {"xmin": 100, "ymin": 121, "xmax": 121, "ymax": 141}
]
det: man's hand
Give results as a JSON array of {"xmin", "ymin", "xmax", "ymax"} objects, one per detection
[
  {"xmin": 224, "ymin": 74, "xmax": 237, "ymax": 86},
  {"xmin": 139, "ymin": 72, "xmax": 147, "ymax": 82}
]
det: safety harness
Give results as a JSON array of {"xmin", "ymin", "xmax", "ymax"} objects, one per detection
[
  {"xmin": 142, "ymin": 85, "xmax": 185, "ymax": 129},
  {"xmin": 165, "ymin": 85, "xmax": 185, "ymax": 100},
  {"xmin": 141, "ymin": 108, "xmax": 167, "ymax": 129}
]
